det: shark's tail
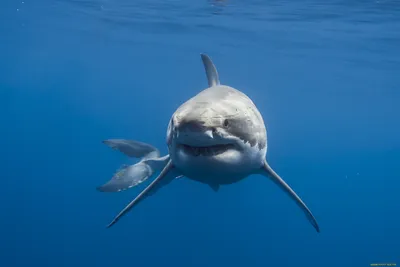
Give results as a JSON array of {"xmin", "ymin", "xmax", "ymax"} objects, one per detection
[{"xmin": 97, "ymin": 139, "xmax": 169, "ymax": 192}]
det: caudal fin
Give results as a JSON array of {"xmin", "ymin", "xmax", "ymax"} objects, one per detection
[
  {"xmin": 97, "ymin": 155, "xmax": 171, "ymax": 193},
  {"xmin": 97, "ymin": 162, "xmax": 153, "ymax": 192},
  {"xmin": 99, "ymin": 138, "xmax": 168, "ymax": 192},
  {"xmin": 102, "ymin": 139, "xmax": 160, "ymax": 159}
]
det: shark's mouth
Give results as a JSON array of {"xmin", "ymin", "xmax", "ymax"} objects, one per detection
[{"xmin": 179, "ymin": 143, "xmax": 235, "ymax": 157}]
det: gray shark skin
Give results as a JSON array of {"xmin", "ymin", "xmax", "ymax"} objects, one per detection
[{"xmin": 99, "ymin": 54, "xmax": 320, "ymax": 233}]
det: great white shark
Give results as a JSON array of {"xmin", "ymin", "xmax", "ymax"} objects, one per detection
[{"xmin": 98, "ymin": 54, "xmax": 320, "ymax": 233}]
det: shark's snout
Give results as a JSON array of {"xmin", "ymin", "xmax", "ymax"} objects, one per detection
[
  {"xmin": 177, "ymin": 119, "xmax": 206, "ymax": 133},
  {"xmin": 173, "ymin": 118, "xmax": 215, "ymax": 143}
]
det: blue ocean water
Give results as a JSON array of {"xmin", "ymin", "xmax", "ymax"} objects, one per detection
[{"xmin": 1, "ymin": 0, "xmax": 399, "ymax": 266}]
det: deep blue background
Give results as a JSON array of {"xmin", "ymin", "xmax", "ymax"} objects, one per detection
[{"xmin": 1, "ymin": 0, "xmax": 399, "ymax": 266}]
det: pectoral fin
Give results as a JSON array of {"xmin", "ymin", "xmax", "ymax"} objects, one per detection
[
  {"xmin": 261, "ymin": 160, "xmax": 320, "ymax": 233},
  {"xmin": 106, "ymin": 160, "xmax": 179, "ymax": 228}
]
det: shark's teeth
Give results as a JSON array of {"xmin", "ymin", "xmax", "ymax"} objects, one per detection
[{"xmin": 180, "ymin": 144, "xmax": 235, "ymax": 157}]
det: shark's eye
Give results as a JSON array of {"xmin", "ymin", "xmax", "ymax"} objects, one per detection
[{"xmin": 223, "ymin": 119, "xmax": 229, "ymax": 127}]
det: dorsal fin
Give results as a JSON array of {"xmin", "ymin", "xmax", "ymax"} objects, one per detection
[{"xmin": 200, "ymin": 53, "xmax": 220, "ymax": 87}]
